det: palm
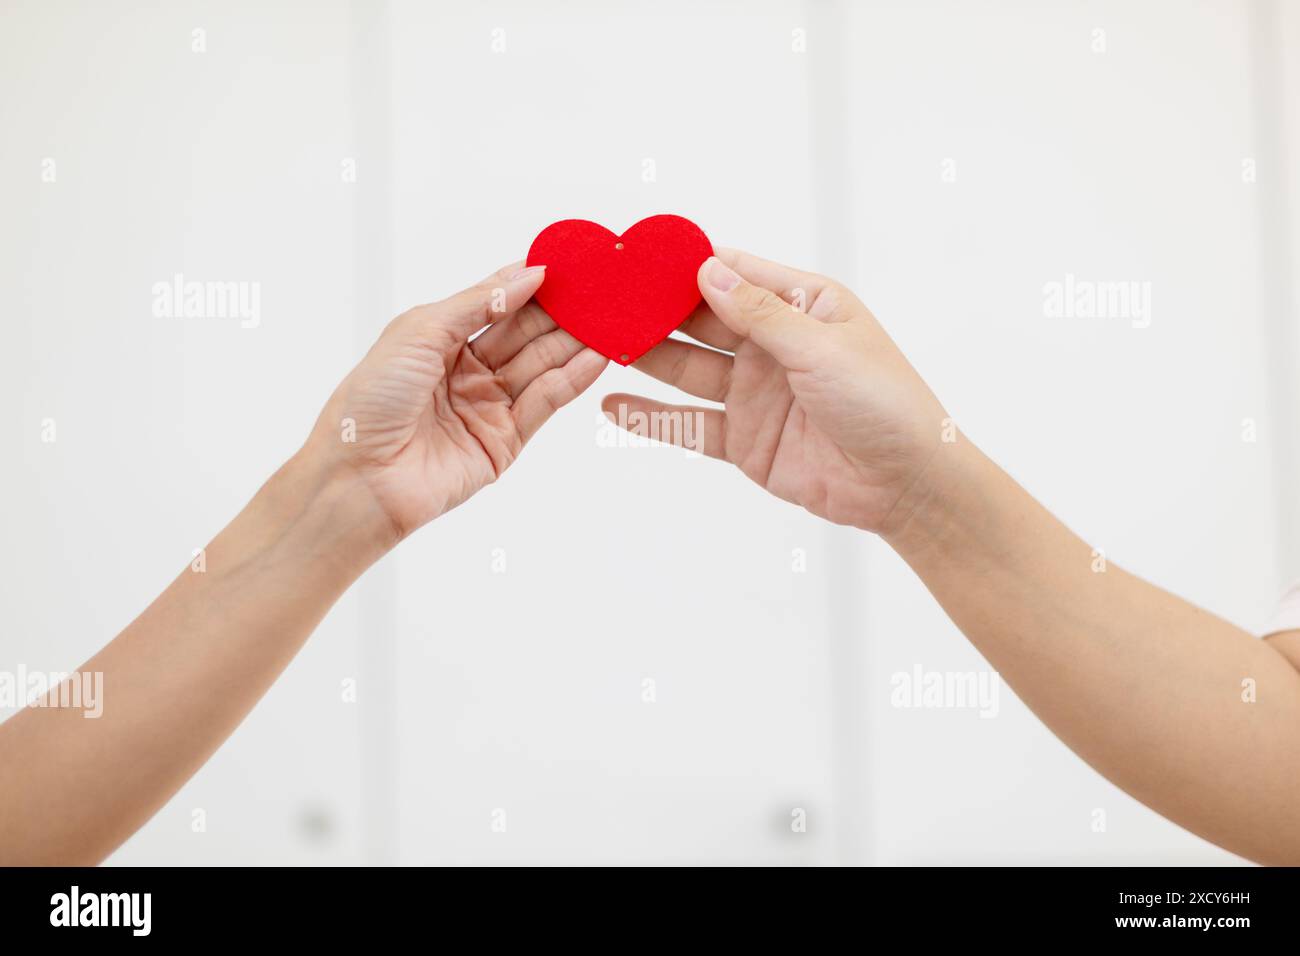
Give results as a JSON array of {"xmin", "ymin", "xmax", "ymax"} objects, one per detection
[
  {"xmin": 358, "ymin": 341, "xmax": 520, "ymax": 531},
  {"xmin": 605, "ymin": 250, "xmax": 946, "ymax": 534},
  {"xmin": 718, "ymin": 340, "xmax": 931, "ymax": 530},
  {"xmin": 312, "ymin": 288, "xmax": 605, "ymax": 538}
]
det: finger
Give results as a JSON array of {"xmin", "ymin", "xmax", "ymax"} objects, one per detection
[
  {"xmin": 600, "ymin": 392, "xmax": 727, "ymax": 460},
  {"xmin": 697, "ymin": 256, "xmax": 827, "ymax": 371},
  {"xmin": 512, "ymin": 348, "xmax": 608, "ymax": 444},
  {"xmin": 631, "ymin": 338, "xmax": 732, "ymax": 403},
  {"xmin": 713, "ymin": 247, "xmax": 833, "ymax": 312},
  {"xmin": 468, "ymin": 258, "xmax": 526, "ymax": 287},
  {"xmin": 470, "ymin": 301, "xmax": 557, "ymax": 370},
  {"xmin": 498, "ymin": 327, "xmax": 587, "ymax": 398},
  {"xmin": 436, "ymin": 262, "xmax": 548, "ymax": 340},
  {"xmin": 677, "ymin": 302, "xmax": 743, "ymax": 352}
]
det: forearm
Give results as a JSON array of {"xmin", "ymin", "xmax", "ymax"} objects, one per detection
[
  {"xmin": 885, "ymin": 438, "xmax": 1300, "ymax": 865},
  {"xmin": 0, "ymin": 447, "xmax": 393, "ymax": 865}
]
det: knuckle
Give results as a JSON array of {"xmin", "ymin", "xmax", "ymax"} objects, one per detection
[
  {"xmin": 543, "ymin": 331, "xmax": 571, "ymax": 364},
  {"xmin": 385, "ymin": 305, "xmax": 429, "ymax": 337},
  {"xmin": 441, "ymin": 286, "xmax": 491, "ymax": 322},
  {"xmin": 520, "ymin": 304, "xmax": 551, "ymax": 337},
  {"xmin": 539, "ymin": 368, "xmax": 574, "ymax": 409},
  {"xmin": 667, "ymin": 344, "xmax": 692, "ymax": 383},
  {"xmin": 748, "ymin": 288, "xmax": 792, "ymax": 325},
  {"xmin": 457, "ymin": 286, "xmax": 489, "ymax": 314},
  {"xmin": 808, "ymin": 283, "xmax": 842, "ymax": 317}
]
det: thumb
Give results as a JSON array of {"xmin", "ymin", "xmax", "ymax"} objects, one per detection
[
  {"xmin": 697, "ymin": 256, "xmax": 824, "ymax": 368},
  {"xmin": 438, "ymin": 262, "xmax": 548, "ymax": 340}
]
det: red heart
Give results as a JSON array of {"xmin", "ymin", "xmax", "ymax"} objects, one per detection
[{"xmin": 525, "ymin": 215, "xmax": 713, "ymax": 365}]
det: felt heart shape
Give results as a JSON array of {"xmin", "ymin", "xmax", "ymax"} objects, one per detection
[{"xmin": 525, "ymin": 214, "xmax": 713, "ymax": 365}]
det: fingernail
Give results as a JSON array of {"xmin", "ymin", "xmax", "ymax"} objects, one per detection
[
  {"xmin": 704, "ymin": 257, "xmax": 740, "ymax": 293},
  {"xmin": 510, "ymin": 264, "xmax": 546, "ymax": 280}
]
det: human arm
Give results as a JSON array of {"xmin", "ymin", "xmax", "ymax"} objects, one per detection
[
  {"xmin": 607, "ymin": 248, "xmax": 1300, "ymax": 864},
  {"xmin": 0, "ymin": 263, "xmax": 606, "ymax": 864}
]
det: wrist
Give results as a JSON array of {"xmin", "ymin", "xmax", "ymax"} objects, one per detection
[
  {"xmin": 879, "ymin": 432, "xmax": 987, "ymax": 558},
  {"xmin": 272, "ymin": 443, "xmax": 401, "ymax": 572}
]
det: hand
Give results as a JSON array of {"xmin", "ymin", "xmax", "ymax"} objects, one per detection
[
  {"xmin": 602, "ymin": 249, "xmax": 947, "ymax": 535},
  {"xmin": 307, "ymin": 262, "xmax": 607, "ymax": 541}
]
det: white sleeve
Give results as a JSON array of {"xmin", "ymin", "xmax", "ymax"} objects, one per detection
[{"xmin": 1261, "ymin": 581, "xmax": 1300, "ymax": 638}]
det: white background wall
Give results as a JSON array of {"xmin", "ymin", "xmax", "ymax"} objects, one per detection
[{"xmin": 1, "ymin": 0, "xmax": 1296, "ymax": 865}]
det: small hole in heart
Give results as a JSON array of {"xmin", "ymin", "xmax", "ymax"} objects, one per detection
[
  {"xmin": 614, "ymin": 242, "xmax": 624, "ymax": 250},
  {"xmin": 619, "ymin": 353, "xmax": 630, "ymax": 363}
]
